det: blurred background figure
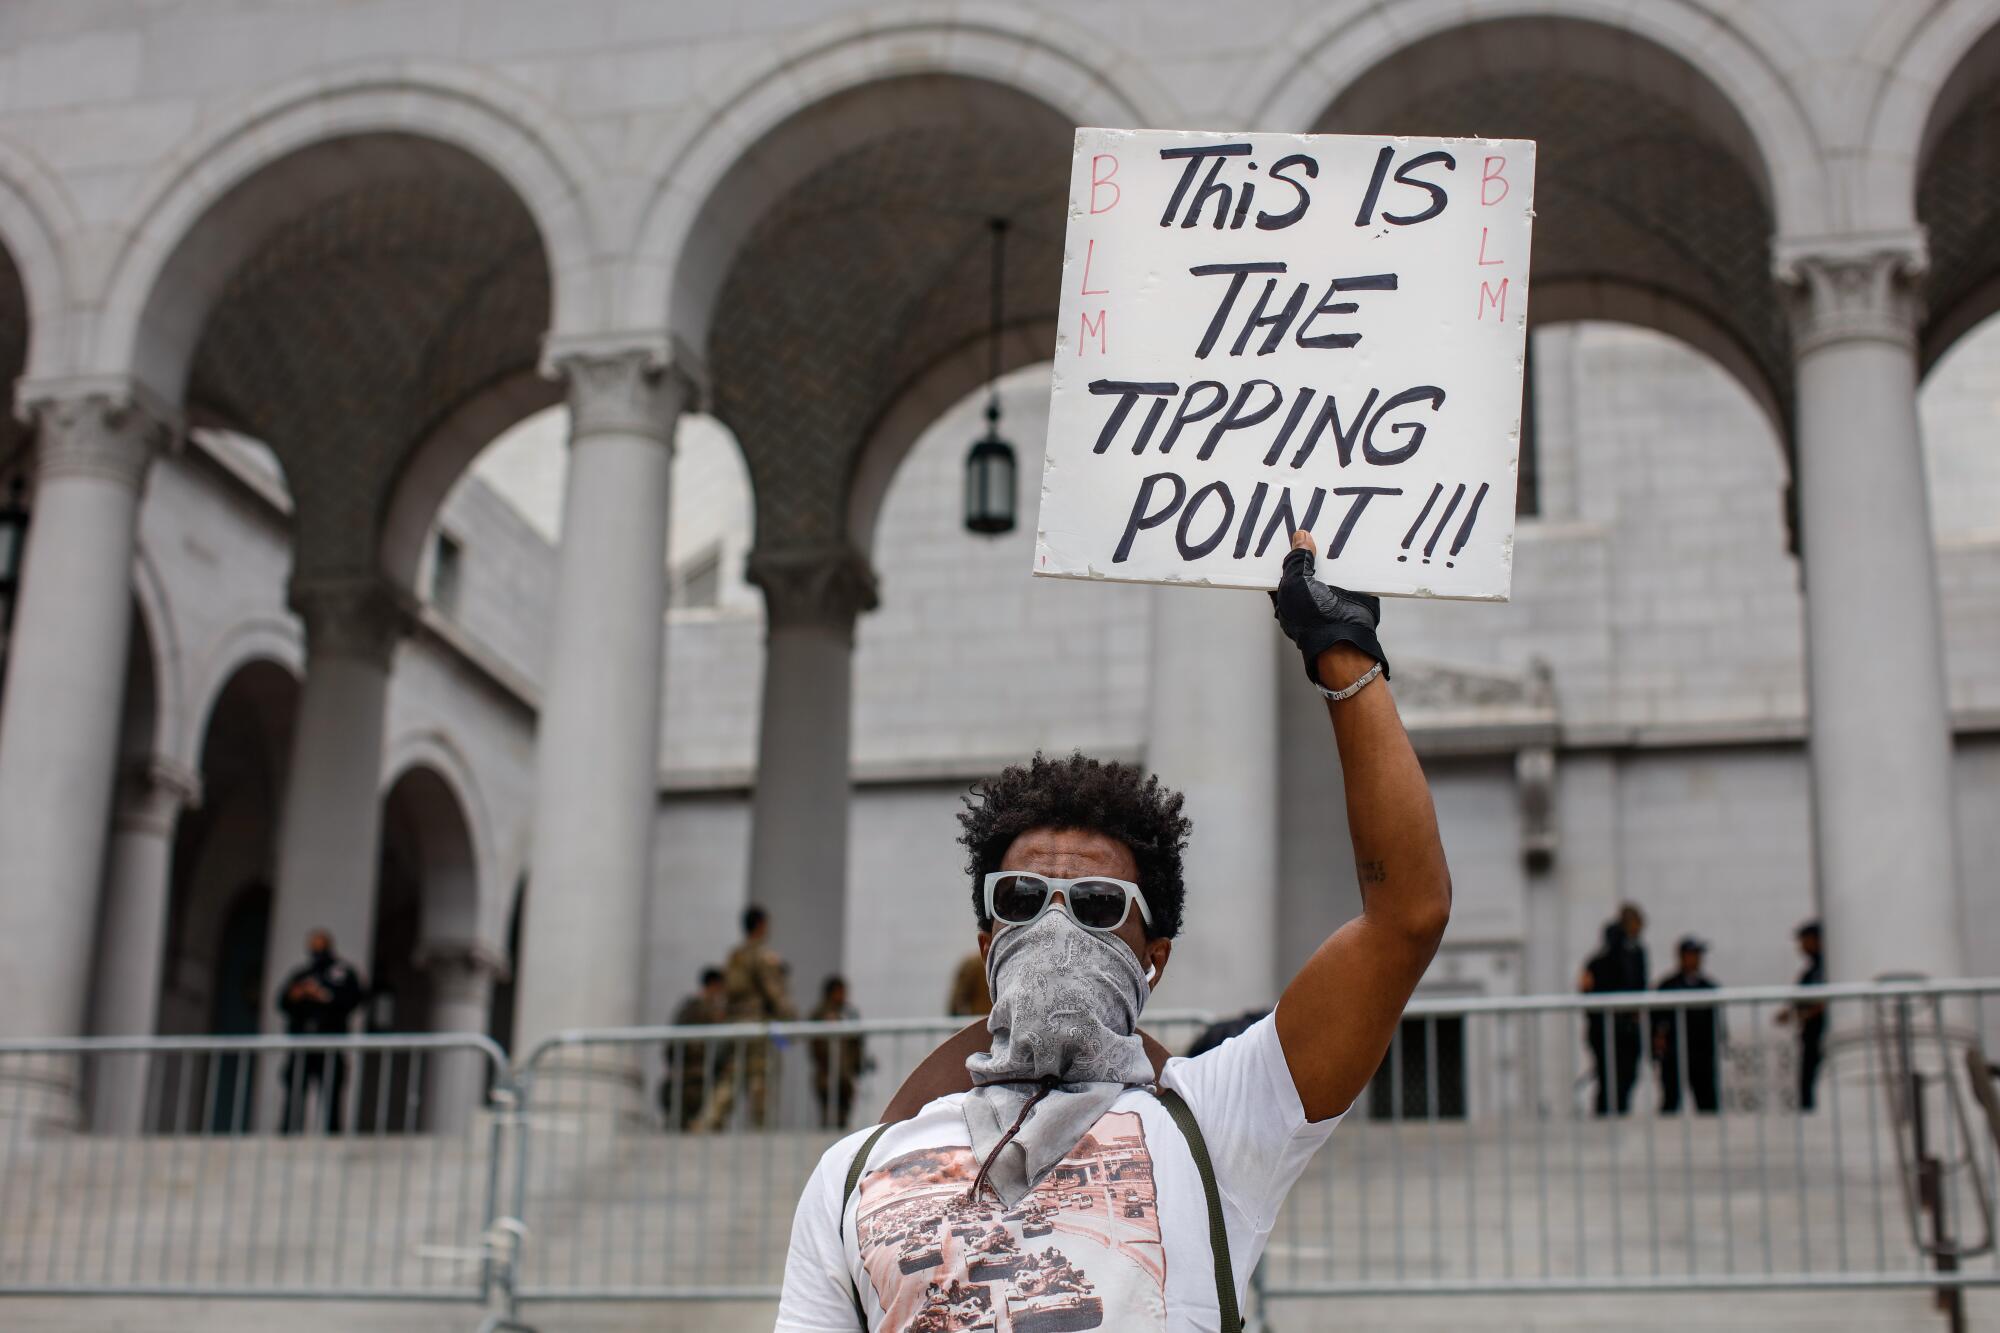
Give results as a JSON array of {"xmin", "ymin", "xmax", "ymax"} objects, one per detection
[
  {"xmin": 1580, "ymin": 904, "xmax": 1648, "ymax": 1116},
  {"xmin": 1652, "ymin": 935, "xmax": 1722, "ymax": 1114},
  {"xmin": 697, "ymin": 906, "xmax": 793, "ymax": 1130},
  {"xmin": 809, "ymin": 974, "xmax": 865, "ymax": 1130},
  {"xmin": 946, "ymin": 950, "xmax": 991, "ymax": 1017},
  {"xmin": 274, "ymin": 928, "xmax": 365, "ymax": 1133},
  {"xmin": 662, "ymin": 965, "xmax": 727, "ymax": 1130},
  {"xmin": 1776, "ymin": 920, "xmax": 1828, "ymax": 1111}
]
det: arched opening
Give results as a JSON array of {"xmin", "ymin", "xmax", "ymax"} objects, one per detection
[
  {"xmin": 362, "ymin": 763, "xmax": 481, "ymax": 1129},
  {"xmin": 0, "ymin": 241, "xmax": 30, "ymax": 683},
  {"xmin": 1916, "ymin": 19, "xmax": 2000, "ymax": 368},
  {"xmin": 1314, "ymin": 17, "xmax": 1787, "ymax": 439},
  {"xmin": 133, "ymin": 131, "xmax": 553, "ymax": 587},
  {"xmin": 159, "ymin": 660, "xmax": 299, "ymax": 1040}
]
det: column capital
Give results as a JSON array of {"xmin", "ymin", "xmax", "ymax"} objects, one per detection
[
  {"xmin": 547, "ymin": 337, "xmax": 701, "ymax": 442},
  {"xmin": 288, "ymin": 576, "xmax": 416, "ymax": 669},
  {"xmin": 416, "ymin": 938, "xmax": 511, "ymax": 999},
  {"xmin": 16, "ymin": 378, "xmax": 180, "ymax": 489},
  {"xmin": 1776, "ymin": 234, "xmax": 1927, "ymax": 356},
  {"xmin": 746, "ymin": 543, "xmax": 880, "ymax": 636},
  {"xmin": 112, "ymin": 756, "xmax": 202, "ymax": 836}
]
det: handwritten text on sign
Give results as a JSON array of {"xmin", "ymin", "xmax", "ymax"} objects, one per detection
[{"xmin": 1035, "ymin": 129, "xmax": 1536, "ymax": 600}]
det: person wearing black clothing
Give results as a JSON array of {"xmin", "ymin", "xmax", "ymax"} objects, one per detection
[
  {"xmin": 275, "ymin": 928, "xmax": 366, "ymax": 1133},
  {"xmin": 1579, "ymin": 905, "xmax": 1648, "ymax": 1116},
  {"xmin": 1777, "ymin": 920, "xmax": 1827, "ymax": 1111},
  {"xmin": 1652, "ymin": 936, "xmax": 1722, "ymax": 1113}
]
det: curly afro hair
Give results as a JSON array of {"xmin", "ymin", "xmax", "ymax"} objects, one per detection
[{"xmin": 958, "ymin": 751, "xmax": 1191, "ymax": 938}]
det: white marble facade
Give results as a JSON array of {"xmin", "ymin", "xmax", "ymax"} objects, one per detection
[{"xmin": 0, "ymin": 1, "xmax": 1997, "ymax": 1051}]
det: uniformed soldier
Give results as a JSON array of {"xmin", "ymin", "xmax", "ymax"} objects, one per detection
[
  {"xmin": 662, "ymin": 966, "xmax": 728, "ymax": 1130},
  {"xmin": 1652, "ymin": 936, "xmax": 1723, "ymax": 1113},
  {"xmin": 275, "ymin": 928, "xmax": 366, "ymax": 1133},
  {"xmin": 808, "ymin": 975, "xmax": 865, "ymax": 1130},
  {"xmin": 695, "ymin": 906, "xmax": 794, "ymax": 1130}
]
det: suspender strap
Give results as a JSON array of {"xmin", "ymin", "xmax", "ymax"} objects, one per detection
[
  {"xmin": 1155, "ymin": 1086, "xmax": 1242, "ymax": 1333},
  {"xmin": 840, "ymin": 1123, "xmax": 893, "ymax": 1328}
]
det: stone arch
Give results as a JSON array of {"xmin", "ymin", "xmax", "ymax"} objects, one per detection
[
  {"xmin": 376, "ymin": 367, "xmax": 563, "ymax": 595},
  {"xmin": 1247, "ymin": 0, "xmax": 1825, "ymax": 237},
  {"xmin": 186, "ymin": 616, "xmax": 305, "ymax": 775},
  {"xmin": 379, "ymin": 731, "xmax": 492, "ymax": 948},
  {"xmin": 126, "ymin": 548, "xmax": 185, "ymax": 772},
  {"xmin": 1911, "ymin": 12, "xmax": 2000, "ymax": 370},
  {"xmin": 626, "ymin": 5, "xmax": 1169, "ymax": 350},
  {"xmin": 846, "ymin": 316, "xmax": 1056, "ymax": 557},
  {"xmin": 91, "ymin": 64, "xmax": 601, "ymax": 399},
  {"xmin": 0, "ymin": 135, "xmax": 81, "ymax": 388},
  {"xmin": 1855, "ymin": 0, "xmax": 2000, "ymax": 230},
  {"xmin": 1288, "ymin": 13, "xmax": 1792, "ymax": 438}
]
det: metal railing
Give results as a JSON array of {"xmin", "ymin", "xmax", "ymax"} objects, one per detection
[
  {"xmin": 1, "ymin": 982, "xmax": 1997, "ymax": 1327},
  {"xmin": 0, "ymin": 1032, "xmax": 508, "ymax": 1302}
]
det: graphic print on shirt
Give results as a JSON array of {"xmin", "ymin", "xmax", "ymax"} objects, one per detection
[{"xmin": 854, "ymin": 1110, "xmax": 1166, "ymax": 1332}]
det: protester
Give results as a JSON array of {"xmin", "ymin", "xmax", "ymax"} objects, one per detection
[
  {"xmin": 945, "ymin": 951, "xmax": 991, "ymax": 1017},
  {"xmin": 662, "ymin": 966, "xmax": 728, "ymax": 1130},
  {"xmin": 1579, "ymin": 905, "xmax": 1648, "ymax": 1116},
  {"xmin": 274, "ymin": 928, "xmax": 366, "ymax": 1133},
  {"xmin": 1776, "ymin": 920, "xmax": 1827, "ymax": 1111},
  {"xmin": 1652, "ymin": 935, "xmax": 1722, "ymax": 1114},
  {"xmin": 696, "ymin": 906, "xmax": 794, "ymax": 1130},
  {"xmin": 809, "ymin": 975, "xmax": 866, "ymax": 1130},
  {"xmin": 777, "ymin": 531, "xmax": 1451, "ymax": 1329}
]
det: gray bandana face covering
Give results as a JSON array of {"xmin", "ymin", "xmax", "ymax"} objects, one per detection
[{"xmin": 963, "ymin": 909, "xmax": 1155, "ymax": 1206}]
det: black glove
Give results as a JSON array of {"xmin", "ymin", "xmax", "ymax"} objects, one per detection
[{"xmin": 1269, "ymin": 546, "xmax": 1390, "ymax": 687}]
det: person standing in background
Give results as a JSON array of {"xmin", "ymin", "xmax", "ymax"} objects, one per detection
[
  {"xmin": 663, "ymin": 966, "xmax": 728, "ymax": 1130},
  {"xmin": 1777, "ymin": 920, "xmax": 1827, "ymax": 1111},
  {"xmin": 809, "ymin": 975, "xmax": 866, "ymax": 1130},
  {"xmin": 1652, "ymin": 936, "xmax": 1722, "ymax": 1113},
  {"xmin": 275, "ymin": 928, "xmax": 366, "ymax": 1133},
  {"xmin": 697, "ymin": 906, "xmax": 794, "ymax": 1130},
  {"xmin": 1579, "ymin": 905, "xmax": 1648, "ymax": 1116},
  {"xmin": 946, "ymin": 951, "xmax": 992, "ymax": 1017}
]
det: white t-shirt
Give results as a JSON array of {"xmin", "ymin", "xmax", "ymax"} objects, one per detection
[{"xmin": 775, "ymin": 1013, "xmax": 1339, "ymax": 1332}]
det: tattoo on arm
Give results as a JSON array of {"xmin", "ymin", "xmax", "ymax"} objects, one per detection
[{"xmin": 1357, "ymin": 859, "xmax": 1387, "ymax": 886}]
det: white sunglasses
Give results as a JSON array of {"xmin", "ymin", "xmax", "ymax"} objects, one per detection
[{"xmin": 983, "ymin": 871, "xmax": 1152, "ymax": 935}]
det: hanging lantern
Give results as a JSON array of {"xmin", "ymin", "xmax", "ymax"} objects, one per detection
[{"xmin": 963, "ymin": 218, "xmax": 1018, "ymax": 537}]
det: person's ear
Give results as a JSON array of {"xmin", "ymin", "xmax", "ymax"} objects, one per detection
[
  {"xmin": 1144, "ymin": 938, "xmax": 1171, "ymax": 990},
  {"xmin": 977, "ymin": 929, "xmax": 993, "ymax": 963}
]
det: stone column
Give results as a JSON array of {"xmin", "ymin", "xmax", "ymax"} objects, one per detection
[
  {"xmin": 1781, "ymin": 241, "xmax": 1965, "ymax": 982},
  {"xmin": 1145, "ymin": 588, "xmax": 1280, "ymax": 1014},
  {"xmin": 418, "ymin": 940, "xmax": 506, "ymax": 1132},
  {"xmin": 744, "ymin": 544, "xmax": 878, "ymax": 1006},
  {"xmin": 87, "ymin": 758, "xmax": 201, "ymax": 1132},
  {"xmin": 514, "ymin": 351, "xmax": 687, "ymax": 1053},
  {"xmin": 265, "ymin": 579, "xmax": 410, "ymax": 1018},
  {"xmin": 0, "ymin": 387, "xmax": 173, "ymax": 1043}
]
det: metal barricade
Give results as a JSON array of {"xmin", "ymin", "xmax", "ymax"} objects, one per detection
[
  {"xmin": 503, "ymin": 1011, "xmax": 1217, "ymax": 1302},
  {"xmin": 0, "ymin": 1032, "xmax": 510, "ymax": 1302},
  {"xmin": 1259, "ymin": 980, "xmax": 2000, "ymax": 1306}
]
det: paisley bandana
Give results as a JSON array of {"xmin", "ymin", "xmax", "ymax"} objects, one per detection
[{"xmin": 962, "ymin": 909, "xmax": 1155, "ymax": 1206}]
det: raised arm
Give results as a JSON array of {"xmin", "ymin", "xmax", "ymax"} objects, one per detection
[{"xmin": 1271, "ymin": 531, "xmax": 1452, "ymax": 1122}]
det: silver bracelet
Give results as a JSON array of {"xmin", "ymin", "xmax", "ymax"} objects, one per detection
[{"xmin": 1317, "ymin": 661, "xmax": 1383, "ymax": 702}]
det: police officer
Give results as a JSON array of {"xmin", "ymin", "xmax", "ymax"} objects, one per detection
[
  {"xmin": 1776, "ymin": 920, "xmax": 1827, "ymax": 1111},
  {"xmin": 695, "ymin": 906, "xmax": 794, "ymax": 1130},
  {"xmin": 275, "ymin": 928, "xmax": 366, "ymax": 1133},
  {"xmin": 1652, "ymin": 935, "xmax": 1722, "ymax": 1113}
]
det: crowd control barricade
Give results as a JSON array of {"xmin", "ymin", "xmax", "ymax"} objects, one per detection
[
  {"xmin": 0, "ymin": 1032, "xmax": 511, "ymax": 1304},
  {"xmin": 503, "ymin": 1011, "xmax": 1218, "ymax": 1301},
  {"xmin": 1258, "ymin": 980, "xmax": 2000, "ymax": 1314}
]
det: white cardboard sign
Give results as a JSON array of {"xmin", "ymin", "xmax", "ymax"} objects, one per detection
[{"xmin": 1035, "ymin": 129, "xmax": 1536, "ymax": 601}]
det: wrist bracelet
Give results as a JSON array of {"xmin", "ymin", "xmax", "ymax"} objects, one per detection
[{"xmin": 1317, "ymin": 661, "xmax": 1384, "ymax": 703}]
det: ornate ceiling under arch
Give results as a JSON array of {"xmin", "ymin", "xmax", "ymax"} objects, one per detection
[
  {"xmin": 1316, "ymin": 20, "xmax": 1786, "ymax": 426},
  {"xmin": 706, "ymin": 83, "xmax": 1072, "ymax": 550},
  {"xmin": 185, "ymin": 138, "xmax": 549, "ymax": 580},
  {"xmin": 1919, "ymin": 34, "xmax": 2000, "ymax": 363}
]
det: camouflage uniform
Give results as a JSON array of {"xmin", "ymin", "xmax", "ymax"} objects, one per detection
[{"xmin": 695, "ymin": 940, "xmax": 793, "ymax": 1129}]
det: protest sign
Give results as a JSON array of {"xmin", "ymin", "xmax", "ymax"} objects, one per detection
[{"xmin": 1034, "ymin": 129, "xmax": 1535, "ymax": 601}]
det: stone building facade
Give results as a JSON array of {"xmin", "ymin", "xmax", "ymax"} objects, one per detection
[{"xmin": 0, "ymin": 1, "xmax": 1997, "ymax": 1057}]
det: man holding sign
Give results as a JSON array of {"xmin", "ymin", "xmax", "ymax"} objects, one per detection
[
  {"xmin": 777, "ymin": 126, "xmax": 1505, "ymax": 1331},
  {"xmin": 776, "ymin": 532, "xmax": 1449, "ymax": 1331}
]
